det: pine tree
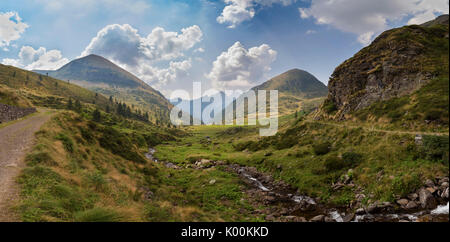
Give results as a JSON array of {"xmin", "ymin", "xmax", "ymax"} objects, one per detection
[
  {"xmin": 74, "ymin": 99, "xmax": 82, "ymax": 112},
  {"xmin": 67, "ymin": 98, "xmax": 73, "ymax": 110},
  {"xmin": 92, "ymin": 109, "xmax": 101, "ymax": 122}
]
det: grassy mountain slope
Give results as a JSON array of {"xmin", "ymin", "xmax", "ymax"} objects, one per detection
[
  {"xmin": 1, "ymin": 64, "xmax": 109, "ymax": 109},
  {"xmin": 35, "ymin": 54, "xmax": 172, "ymax": 124}
]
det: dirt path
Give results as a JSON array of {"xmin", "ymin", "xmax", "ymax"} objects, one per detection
[
  {"xmin": 305, "ymin": 120, "xmax": 449, "ymax": 136},
  {"xmin": 0, "ymin": 109, "xmax": 53, "ymax": 221}
]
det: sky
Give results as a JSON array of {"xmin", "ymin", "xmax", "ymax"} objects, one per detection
[{"xmin": 1, "ymin": 0, "xmax": 449, "ymax": 97}]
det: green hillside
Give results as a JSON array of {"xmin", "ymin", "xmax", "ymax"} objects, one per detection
[{"xmin": 34, "ymin": 54, "xmax": 172, "ymax": 124}]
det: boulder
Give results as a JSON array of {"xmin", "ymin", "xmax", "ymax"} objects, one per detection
[
  {"xmin": 355, "ymin": 208, "xmax": 366, "ymax": 215},
  {"xmin": 405, "ymin": 201, "xmax": 418, "ymax": 209},
  {"xmin": 396, "ymin": 199, "xmax": 409, "ymax": 207},
  {"xmin": 309, "ymin": 215, "xmax": 325, "ymax": 222},
  {"xmin": 424, "ymin": 179, "xmax": 435, "ymax": 187},
  {"xmin": 419, "ymin": 188, "xmax": 437, "ymax": 209},
  {"xmin": 407, "ymin": 193, "xmax": 419, "ymax": 201},
  {"xmin": 442, "ymin": 187, "xmax": 449, "ymax": 199}
]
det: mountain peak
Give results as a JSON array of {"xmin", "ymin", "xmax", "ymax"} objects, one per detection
[{"xmin": 252, "ymin": 69, "xmax": 327, "ymax": 99}]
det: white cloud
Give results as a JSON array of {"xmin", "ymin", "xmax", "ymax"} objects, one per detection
[
  {"xmin": 1, "ymin": 45, "xmax": 69, "ymax": 70},
  {"xmin": 137, "ymin": 59, "xmax": 192, "ymax": 89},
  {"xmin": 306, "ymin": 29, "xmax": 317, "ymax": 34},
  {"xmin": 207, "ymin": 41, "xmax": 277, "ymax": 89},
  {"xmin": 299, "ymin": 0, "xmax": 449, "ymax": 45},
  {"xmin": 0, "ymin": 12, "xmax": 29, "ymax": 49},
  {"xmin": 37, "ymin": 0, "xmax": 151, "ymax": 15},
  {"xmin": 217, "ymin": 0, "xmax": 297, "ymax": 28},
  {"xmin": 81, "ymin": 24, "xmax": 202, "ymax": 88},
  {"xmin": 194, "ymin": 47, "xmax": 205, "ymax": 53}
]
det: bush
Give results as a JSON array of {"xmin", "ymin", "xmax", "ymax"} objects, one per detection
[
  {"xmin": 85, "ymin": 172, "xmax": 107, "ymax": 191},
  {"xmin": 26, "ymin": 152, "xmax": 57, "ymax": 166},
  {"xmin": 424, "ymin": 110, "xmax": 442, "ymax": 121},
  {"xmin": 324, "ymin": 155, "xmax": 346, "ymax": 171},
  {"xmin": 313, "ymin": 142, "xmax": 331, "ymax": 155},
  {"xmin": 55, "ymin": 133, "xmax": 74, "ymax": 153},
  {"xmin": 99, "ymin": 127, "xmax": 147, "ymax": 164},
  {"xmin": 323, "ymin": 99, "xmax": 337, "ymax": 114},
  {"xmin": 421, "ymin": 135, "xmax": 449, "ymax": 164},
  {"xmin": 342, "ymin": 152, "xmax": 363, "ymax": 167}
]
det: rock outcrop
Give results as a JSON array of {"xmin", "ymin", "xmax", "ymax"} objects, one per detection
[
  {"xmin": 0, "ymin": 103, "xmax": 36, "ymax": 123},
  {"xmin": 319, "ymin": 15, "xmax": 449, "ymax": 120}
]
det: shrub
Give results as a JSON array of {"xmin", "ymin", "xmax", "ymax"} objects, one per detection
[
  {"xmin": 55, "ymin": 133, "xmax": 74, "ymax": 153},
  {"xmin": 85, "ymin": 172, "xmax": 107, "ymax": 191},
  {"xmin": 424, "ymin": 110, "xmax": 442, "ymax": 121},
  {"xmin": 99, "ymin": 127, "xmax": 147, "ymax": 164},
  {"xmin": 313, "ymin": 142, "xmax": 331, "ymax": 155},
  {"xmin": 342, "ymin": 152, "xmax": 363, "ymax": 167},
  {"xmin": 25, "ymin": 152, "xmax": 57, "ymax": 166},
  {"xmin": 421, "ymin": 135, "xmax": 449, "ymax": 164},
  {"xmin": 324, "ymin": 155, "xmax": 346, "ymax": 171},
  {"xmin": 323, "ymin": 99, "xmax": 337, "ymax": 114}
]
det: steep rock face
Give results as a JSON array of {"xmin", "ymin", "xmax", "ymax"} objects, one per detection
[{"xmin": 323, "ymin": 15, "xmax": 449, "ymax": 119}]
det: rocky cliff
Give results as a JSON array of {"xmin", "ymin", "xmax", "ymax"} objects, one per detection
[{"xmin": 320, "ymin": 15, "xmax": 449, "ymax": 120}]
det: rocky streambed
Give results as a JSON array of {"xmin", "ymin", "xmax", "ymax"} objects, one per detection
[{"xmin": 145, "ymin": 148, "xmax": 449, "ymax": 222}]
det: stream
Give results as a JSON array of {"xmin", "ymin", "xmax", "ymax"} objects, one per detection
[{"xmin": 145, "ymin": 148, "xmax": 449, "ymax": 222}]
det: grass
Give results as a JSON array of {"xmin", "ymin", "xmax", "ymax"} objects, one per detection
[
  {"xmin": 16, "ymin": 111, "xmax": 263, "ymax": 221},
  {"xmin": 154, "ymin": 113, "xmax": 448, "ymax": 207}
]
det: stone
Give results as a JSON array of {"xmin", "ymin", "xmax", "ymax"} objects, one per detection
[
  {"xmin": 342, "ymin": 213, "xmax": 355, "ymax": 222},
  {"xmin": 442, "ymin": 187, "xmax": 449, "ymax": 199},
  {"xmin": 440, "ymin": 182, "xmax": 449, "ymax": 189},
  {"xmin": 426, "ymin": 187, "xmax": 437, "ymax": 194},
  {"xmin": 265, "ymin": 215, "xmax": 275, "ymax": 221},
  {"xmin": 424, "ymin": 179, "xmax": 435, "ymax": 187},
  {"xmin": 355, "ymin": 194, "xmax": 366, "ymax": 202},
  {"xmin": 209, "ymin": 179, "xmax": 216, "ymax": 185},
  {"xmin": 419, "ymin": 188, "xmax": 437, "ymax": 209},
  {"xmin": 309, "ymin": 215, "xmax": 325, "ymax": 222},
  {"xmin": 396, "ymin": 199, "xmax": 409, "ymax": 207},
  {"xmin": 324, "ymin": 216, "xmax": 334, "ymax": 222},
  {"xmin": 355, "ymin": 208, "xmax": 366, "ymax": 215},
  {"xmin": 366, "ymin": 203, "xmax": 379, "ymax": 214},
  {"xmin": 407, "ymin": 193, "xmax": 419, "ymax": 201},
  {"xmin": 405, "ymin": 201, "xmax": 418, "ymax": 209}
]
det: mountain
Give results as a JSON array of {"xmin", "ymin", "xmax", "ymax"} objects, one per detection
[
  {"xmin": 1, "ymin": 63, "xmax": 110, "ymax": 109},
  {"xmin": 251, "ymin": 69, "xmax": 328, "ymax": 99},
  {"xmin": 34, "ymin": 54, "xmax": 171, "ymax": 123},
  {"xmin": 222, "ymin": 69, "xmax": 327, "ymax": 122},
  {"xmin": 318, "ymin": 15, "xmax": 449, "ymax": 128}
]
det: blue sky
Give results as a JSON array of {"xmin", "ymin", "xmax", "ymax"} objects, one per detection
[{"xmin": 1, "ymin": 0, "xmax": 448, "ymax": 97}]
